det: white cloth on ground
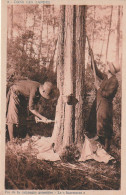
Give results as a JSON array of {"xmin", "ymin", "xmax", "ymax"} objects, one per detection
[
  {"xmin": 21, "ymin": 135, "xmax": 114, "ymax": 163},
  {"xmin": 22, "ymin": 136, "xmax": 60, "ymax": 161},
  {"xmin": 79, "ymin": 135, "xmax": 114, "ymax": 164}
]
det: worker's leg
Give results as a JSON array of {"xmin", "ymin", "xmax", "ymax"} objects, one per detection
[
  {"xmin": 8, "ymin": 123, "xmax": 14, "ymax": 141},
  {"xmin": 6, "ymin": 87, "xmax": 20, "ymax": 140}
]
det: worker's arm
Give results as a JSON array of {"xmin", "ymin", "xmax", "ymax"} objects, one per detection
[
  {"xmin": 29, "ymin": 89, "xmax": 54, "ymax": 124},
  {"xmin": 30, "ymin": 109, "xmax": 54, "ymax": 123},
  {"xmin": 30, "ymin": 109, "xmax": 47, "ymax": 122},
  {"xmin": 101, "ymin": 77, "xmax": 118, "ymax": 98},
  {"xmin": 89, "ymin": 49, "xmax": 106, "ymax": 80}
]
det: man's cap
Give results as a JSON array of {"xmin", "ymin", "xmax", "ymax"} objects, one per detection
[
  {"xmin": 109, "ymin": 63, "xmax": 120, "ymax": 75},
  {"xmin": 39, "ymin": 81, "xmax": 53, "ymax": 100}
]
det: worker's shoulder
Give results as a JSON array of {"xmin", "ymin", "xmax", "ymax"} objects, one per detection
[
  {"xmin": 15, "ymin": 79, "xmax": 41, "ymax": 86},
  {"xmin": 107, "ymin": 76, "xmax": 118, "ymax": 87}
]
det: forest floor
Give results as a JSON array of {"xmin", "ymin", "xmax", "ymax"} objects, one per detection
[{"xmin": 5, "ymin": 123, "xmax": 121, "ymax": 191}]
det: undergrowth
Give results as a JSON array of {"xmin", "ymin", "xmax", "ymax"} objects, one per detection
[{"xmin": 5, "ymin": 136, "xmax": 120, "ymax": 190}]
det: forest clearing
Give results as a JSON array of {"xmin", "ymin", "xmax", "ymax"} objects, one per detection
[{"xmin": 5, "ymin": 4, "xmax": 122, "ymax": 190}]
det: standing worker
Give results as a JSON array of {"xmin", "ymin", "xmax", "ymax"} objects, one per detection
[
  {"xmin": 6, "ymin": 80, "xmax": 55, "ymax": 141},
  {"xmin": 88, "ymin": 49, "xmax": 119, "ymax": 151}
]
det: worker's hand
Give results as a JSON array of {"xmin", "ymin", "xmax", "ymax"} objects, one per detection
[
  {"xmin": 35, "ymin": 116, "xmax": 47, "ymax": 123},
  {"xmin": 35, "ymin": 116, "xmax": 55, "ymax": 124},
  {"xmin": 35, "ymin": 116, "xmax": 41, "ymax": 123},
  {"xmin": 46, "ymin": 119, "xmax": 55, "ymax": 124}
]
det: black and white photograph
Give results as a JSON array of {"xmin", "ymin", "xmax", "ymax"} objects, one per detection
[{"xmin": 1, "ymin": 0, "xmax": 125, "ymax": 193}]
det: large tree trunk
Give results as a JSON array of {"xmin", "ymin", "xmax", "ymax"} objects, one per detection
[
  {"xmin": 52, "ymin": 6, "xmax": 65, "ymax": 152},
  {"xmin": 62, "ymin": 6, "xmax": 75, "ymax": 147},
  {"xmin": 52, "ymin": 5, "xmax": 86, "ymax": 153},
  {"xmin": 75, "ymin": 6, "xmax": 87, "ymax": 149}
]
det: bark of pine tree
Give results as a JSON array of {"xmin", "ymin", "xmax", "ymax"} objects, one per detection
[
  {"xmin": 38, "ymin": 6, "xmax": 44, "ymax": 62},
  {"xmin": 52, "ymin": 5, "xmax": 55, "ymax": 35},
  {"xmin": 30, "ymin": 6, "xmax": 36, "ymax": 58},
  {"xmin": 75, "ymin": 6, "xmax": 86, "ymax": 149},
  {"xmin": 52, "ymin": 5, "xmax": 86, "ymax": 153},
  {"xmin": 92, "ymin": 6, "xmax": 96, "ymax": 49},
  {"xmin": 105, "ymin": 6, "xmax": 113, "ymax": 63},
  {"xmin": 24, "ymin": 6, "xmax": 28, "ymax": 52},
  {"xmin": 52, "ymin": 6, "xmax": 65, "ymax": 152},
  {"xmin": 49, "ymin": 39, "xmax": 58, "ymax": 71},
  {"xmin": 62, "ymin": 6, "xmax": 74, "ymax": 147}
]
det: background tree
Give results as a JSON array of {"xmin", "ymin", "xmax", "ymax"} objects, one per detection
[
  {"xmin": 38, "ymin": 6, "xmax": 44, "ymax": 62},
  {"xmin": 105, "ymin": 6, "xmax": 113, "ymax": 63}
]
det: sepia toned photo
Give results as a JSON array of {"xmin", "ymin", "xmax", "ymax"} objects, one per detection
[{"xmin": 1, "ymin": 1, "xmax": 125, "ymax": 193}]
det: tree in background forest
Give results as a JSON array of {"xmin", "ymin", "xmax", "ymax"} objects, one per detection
[{"xmin": 7, "ymin": 5, "xmax": 59, "ymax": 88}]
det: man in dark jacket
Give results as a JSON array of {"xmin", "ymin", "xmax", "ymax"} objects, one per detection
[
  {"xmin": 87, "ymin": 49, "xmax": 119, "ymax": 151},
  {"xmin": 6, "ymin": 80, "xmax": 55, "ymax": 141}
]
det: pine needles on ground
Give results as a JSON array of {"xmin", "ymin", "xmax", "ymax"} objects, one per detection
[{"xmin": 5, "ymin": 138, "xmax": 120, "ymax": 190}]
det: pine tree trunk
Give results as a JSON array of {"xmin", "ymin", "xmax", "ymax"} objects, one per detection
[
  {"xmin": 105, "ymin": 6, "xmax": 113, "ymax": 62},
  {"xmin": 38, "ymin": 6, "xmax": 44, "ymax": 62},
  {"xmin": 52, "ymin": 5, "xmax": 55, "ymax": 35},
  {"xmin": 92, "ymin": 6, "xmax": 96, "ymax": 49},
  {"xmin": 52, "ymin": 5, "xmax": 86, "ymax": 153},
  {"xmin": 22, "ymin": 6, "xmax": 28, "ymax": 54},
  {"xmin": 75, "ymin": 6, "xmax": 86, "ymax": 149},
  {"xmin": 24, "ymin": 6, "xmax": 28, "ymax": 52},
  {"xmin": 52, "ymin": 6, "xmax": 65, "ymax": 152},
  {"xmin": 62, "ymin": 6, "xmax": 74, "ymax": 147},
  {"xmin": 49, "ymin": 39, "xmax": 58, "ymax": 72},
  {"xmin": 30, "ymin": 6, "xmax": 36, "ymax": 58}
]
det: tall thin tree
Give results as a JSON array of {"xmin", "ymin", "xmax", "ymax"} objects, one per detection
[
  {"xmin": 105, "ymin": 6, "xmax": 113, "ymax": 63},
  {"xmin": 38, "ymin": 5, "xmax": 44, "ymax": 62},
  {"xmin": 92, "ymin": 6, "xmax": 96, "ymax": 49},
  {"xmin": 30, "ymin": 6, "xmax": 37, "ymax": 59}
]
